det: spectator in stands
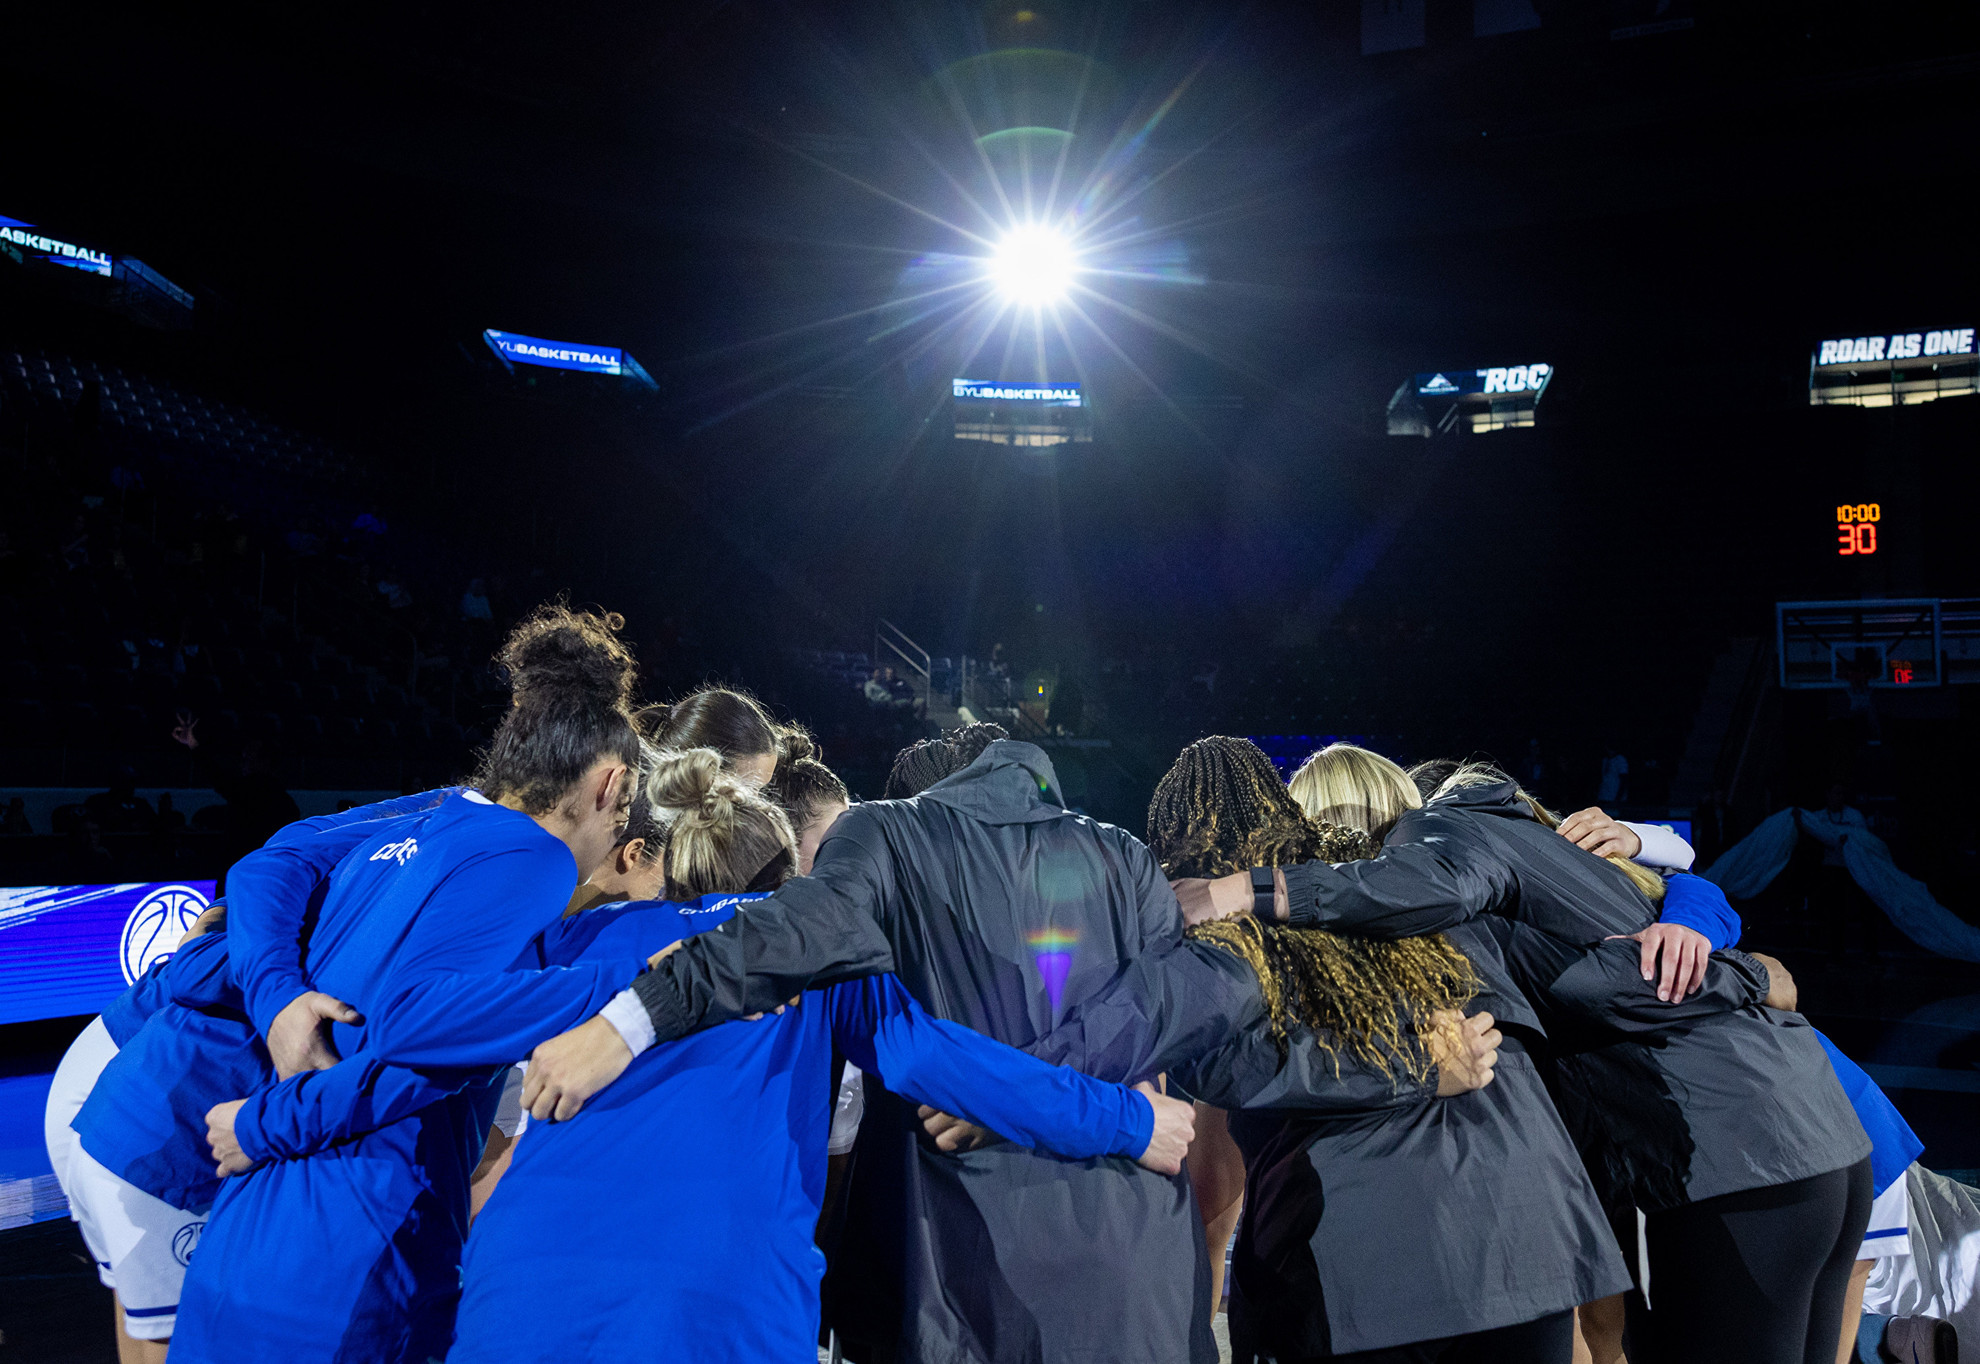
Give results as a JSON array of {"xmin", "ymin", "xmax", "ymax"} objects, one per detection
[
  {"xmin": 864, "ymin": 668, "xmax": 895, "ymax": 709},
  {"xmin": 82, "ymin": 769, "xmax": 155, "ymax": 835},
  {"xmin": 2, "ymin": 797, "xmax": 31, "ymax": 836},
  {"xmin": 882, "ymin": 666, "xmax": 921, "ymax": 716},
  {"xmin": 460, "ymin": 578, "xmax": 494, "ymax": 623},
  {"xmin": 153, "ymin": 792, "xmax": 186, "ymax": 835},
  {"xmin": 169, "ymin": 715, "xmax": 301, "ymax": 879}
]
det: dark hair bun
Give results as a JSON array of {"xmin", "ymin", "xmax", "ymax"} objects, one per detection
[
  {"xmin": 499, "ymin": 604, "xmax": 636, "ymax": 712},
  {"xmin": 778, "ymin": 725, "xmax": 819, "ymax": 765}
]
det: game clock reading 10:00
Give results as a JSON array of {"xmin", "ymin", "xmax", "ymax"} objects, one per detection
[{"xmin": 1837, "ymin": 503, "xmax": 1879, "ymax": 556}]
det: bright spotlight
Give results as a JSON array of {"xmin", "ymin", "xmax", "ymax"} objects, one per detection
[{"xmin": 988, "ymin": 225, "xmax": 1076, "ymax": 307}]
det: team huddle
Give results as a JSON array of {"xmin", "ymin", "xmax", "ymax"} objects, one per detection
[{"xmin": 41, "ymin": 605, "xmax": 1891, "ymax": 1364}]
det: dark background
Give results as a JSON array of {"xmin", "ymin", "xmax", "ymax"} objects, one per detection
[
  {"xmin": 3, "ymin": 0, "xmax": 1978, "ymax": 841},
  {"xmin": 6, "ymin": 8, "xmax": 1980, "ymax": 1360}
]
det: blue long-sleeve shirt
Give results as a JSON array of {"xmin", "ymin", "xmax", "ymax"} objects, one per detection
[
  {"xmin": 171, "ymin": 791, "xmax": 578, "ymax": 1364},
  {"xmin": 71, "ymin": 795, "xmax": 458, "ymax": 1213},
  {"xmin": 98, "ymin": 922, "xmax": 232, "ymax": 1046},
  {"xmin": 1658, "ymin": 872, "xmax": 1741, "ymax": 950},
  {"xmin": 226, "ymin": 788, "xmax": 457, "ymax": 1033},
  {"xmin": 444, "ymin": 892, "xmax": 1153, "ymax": 1364}
]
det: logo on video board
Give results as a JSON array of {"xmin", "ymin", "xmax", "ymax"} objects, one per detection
[{"xmin": 119, "ymin": 884, "xmax": 212, "ymax": 985}]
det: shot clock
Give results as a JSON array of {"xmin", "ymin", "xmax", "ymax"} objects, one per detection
[{"xmin": 1836, "ymin": 503, "xmax": 1879, "ymax": 556}]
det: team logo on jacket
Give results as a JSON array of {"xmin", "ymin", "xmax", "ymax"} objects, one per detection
[
  {"xmin": 369, "ymin": 837, "xmax": 419, "ymax": 867},
  {"xmin": 119, "ymin": 884, "xmax": 213, "ymax": 985},
  {"xmin": 1025, "ymin": 928, "xmax": 1078, "ymax": 1010},
  {"xmin": 172, "ymin": 1220, "xmax": 203, "ymax": 1266}
]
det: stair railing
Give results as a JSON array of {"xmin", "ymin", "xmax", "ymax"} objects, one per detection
[{"xmin": 875, "ymin": 619, "xmax": 932, "ymax": 699}]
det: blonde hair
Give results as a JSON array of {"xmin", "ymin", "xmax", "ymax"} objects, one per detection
[
  {"xmin": 1156, "ymin": 739, "xmax": 1478, "ymax": 1083},
  {"xmin": 1288, "ymin": 743, "xmax": 1422, "ymax": 847},
  {"xmin": 1424, "ymin": 760, "xmax": 1666, "ymax": 903},
  {"xmin": 643, "ymin": 748, "xmax": 797, "ymax": 901}
]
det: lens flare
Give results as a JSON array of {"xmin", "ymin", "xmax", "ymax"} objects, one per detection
[
  {"xmin": 988, "ymin": 225, "xmax": 1076, "ymax": 308},
  {"xmin": 1026, "ymin": 927, "xmax": 1079, "ymax": 1008}
]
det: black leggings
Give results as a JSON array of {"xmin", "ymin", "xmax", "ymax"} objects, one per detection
[
  {"xmin": 1319, "ymin": 1310, "xmax": 1574, "ymax": 1364},
  {"xmin": 1636, "ymin": 1159, "xmax": 1874, "ymax": 1364}
]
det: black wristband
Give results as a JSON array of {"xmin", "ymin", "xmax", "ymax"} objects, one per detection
[{"xmin": 1250, "ymin": 866, "xmax": 1276, "ymax": 921}]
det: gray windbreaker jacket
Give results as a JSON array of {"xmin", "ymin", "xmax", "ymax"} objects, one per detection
[
  {"xmin": 1276, "ymin": 780, "xmax": 1870, "ymax": 1210},
  {"xmin": 631, "ymin": 740, "xmax": 1217, "ymax": 1364}
]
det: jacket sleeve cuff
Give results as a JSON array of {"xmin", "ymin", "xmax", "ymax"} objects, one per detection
[
  {"xmin": 233, "ymin": 1092, "xmax": 273, "ymax": 1164},
  {"xmin": 1279, "ymin": 863, "xmax": 1323, "ymax": 927},
  {"xmin": 1116, "ymin": 1086, "xmax": 1156, "ymax": 1159},
  {"xmin": 630, "ymin": 967, "xmax": 691, "ymax": 1047}
]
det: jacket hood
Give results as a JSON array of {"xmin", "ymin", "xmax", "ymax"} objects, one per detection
[
  {"xmin": 1423, "ymin": 777, "xmax": 1535, "ymax": 820},
  {"xmin": 915, "ymin": 739, "xmax": 1068, "ymax": 826}
]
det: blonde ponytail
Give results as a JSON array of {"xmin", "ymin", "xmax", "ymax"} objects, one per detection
[{"xmin": 643, "ymin": 747, "xmax": 797, "ymax": 900}]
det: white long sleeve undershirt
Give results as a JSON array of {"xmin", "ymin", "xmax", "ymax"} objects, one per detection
[{"xmin": 1623, "ymin": 820, "xmax": 1695, "ymax": 872}]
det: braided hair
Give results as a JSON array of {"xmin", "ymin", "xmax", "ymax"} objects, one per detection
[
  {"xmin": 884, "ymin": 722, "xmax": 1010, "ymax": 799},
  {"xmin": 1149, "ymin": 736, "xmax": 1478, "ymax": 1081}
]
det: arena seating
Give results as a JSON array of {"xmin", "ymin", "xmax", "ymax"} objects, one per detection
[{"xmin": 0, "ymin": 348, "xmax": 490, "ymax": 802}]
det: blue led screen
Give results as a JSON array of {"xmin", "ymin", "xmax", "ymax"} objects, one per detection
[
  {"xmin": 482, "ymin": 329, "xmax": 626, "ymax": 376},
  {"xmin": 0, "ymin": 882, "xmax": 215, "ymax": 1025},
  {"xmin": 952, "ymin": 379, "xmax": 1082, "ymax": 406}
]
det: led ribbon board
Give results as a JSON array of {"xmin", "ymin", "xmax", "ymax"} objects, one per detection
[
  {"xmin": 483, "ymin": 329, "xmax": 627, "ymax": 376},
  {"xmin": 1414, "ymin": 364, "xmax": 1552, "ymax": 398},
  {"xmin": 0, "ymin": 214, "xmax": 113, "ymax": 277},
  {"xmin": 953, "ymin": 379, "xmax": 1083, "ymax": 407},
  {"xmin": 0, "ymin": 881, "xmax": 215, "ymax": 1025}
]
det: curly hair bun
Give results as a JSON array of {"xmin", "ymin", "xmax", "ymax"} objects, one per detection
[
  {"xmin": 778, "ymin": 725, "xmax": 819, "ymax": 765},
  {"xmin": 500, "ymin": 604, "xmax": 636, "ymax": 713}
]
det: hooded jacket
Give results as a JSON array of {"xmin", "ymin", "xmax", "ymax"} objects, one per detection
[
  {"xmin": 1021, "ymin": 897, "xmax": 1632, "ymax": 1354},
  {"xmin": 1276, "ymin": 780, "xmax": 1869, "ymax": 1209},
  {"xmin": 634, "ymin": 740, "xmax": 1217, "ymax": 1364}
]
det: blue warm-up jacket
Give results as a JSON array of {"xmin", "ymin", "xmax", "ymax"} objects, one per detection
[
  {"xmin": 169, "ymin": 791, "xmax": 607, "ymax": 1364},
  {"xmin": 70, "ymin": 790, "xmax": 455, "ymax": 1212}
]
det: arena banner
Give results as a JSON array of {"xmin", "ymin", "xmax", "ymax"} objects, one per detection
[
  {"xmin": 952, "ymin": 378, "xmax": 1083, "ymax": 405},
  {"xmin": 0, "ymin": 881, "xmax": 215, "ymax": 1026},
  {"xmin": 1413, "ymin": 363, "xmax": 1552, "ymax": 398},
  {"xmin": 1813, "ymin": 328, "xmax": 1975, "ymax": 367},
  {"xmin": 482, "ymin": 328, "xmax": 627, "ymax": 375},
  {"xmin": 0, "ymin": 213, "xmax": 114, "ymax": 277}
]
